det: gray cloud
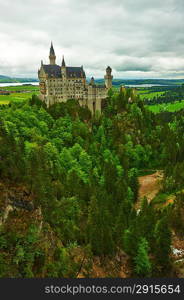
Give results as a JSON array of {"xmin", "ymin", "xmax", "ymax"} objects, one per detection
[{"xmin": 0, "ymin": 0, "xmax": 184, "ymax": 78}]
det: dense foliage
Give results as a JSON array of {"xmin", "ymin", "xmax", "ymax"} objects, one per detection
[{"xmin": 0, "ymin": 89, "xmax": 183, "ymax": 278}]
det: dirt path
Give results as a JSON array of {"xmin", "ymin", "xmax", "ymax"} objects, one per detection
[
  {"xmin": 138, "ymin": 171, "xmax": 163, "ymax": 202},
  {"xmin": 135, "ymin": 171, "xmax": 163, "ymax": 209}
]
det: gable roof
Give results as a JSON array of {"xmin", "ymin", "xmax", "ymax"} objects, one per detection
[
  {"xmin": 43, "ymin": 64, "xmax": 61, "ymax": 78},
  {"xmin": 42, "ymin": 65, "xmax": 86, "ymax": 79},
  {"xmin": 66, "ymin": 67, "xmax": 85, "ymax": 78}
]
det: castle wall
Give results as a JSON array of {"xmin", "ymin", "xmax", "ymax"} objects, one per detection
[
  {"xmin": 39, "ymin": 79, "xmax": 108, "ymax": 113},
  {"xmin": 39, "ymin": 75, "xmax": 108, "ymax": 114}
]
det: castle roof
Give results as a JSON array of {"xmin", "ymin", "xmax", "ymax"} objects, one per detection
[
  {"xmin": 97, "ymin": 85, "xmax": 106, "ymax": 88},
  {"xmin": 106, "ymin": 66, "xmax": 111, "ymax": 71},
  {"xmin": 89, "ymin": 84, "xmax": 106, "ymax": 88},
  {"xmin": 66, "ymin": 67, "xmax": 85, "ymax": 78},
  {"xmin": 43, "ymin": 64, "xmax": 61, "ymax": 78},
  {"xmin": 42, "ymin": 64, "xmax": 86, "ymax": 78}
]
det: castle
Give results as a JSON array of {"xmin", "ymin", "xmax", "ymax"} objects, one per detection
[{"xmin": 38, "ymin": 43, "xmax": 113, "ymax": 114}]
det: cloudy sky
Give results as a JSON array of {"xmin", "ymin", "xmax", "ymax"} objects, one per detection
[{"xmin": 0, "ymin": 0, "xmax": 184, "ymax": 79}]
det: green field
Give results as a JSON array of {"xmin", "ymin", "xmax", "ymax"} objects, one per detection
[
  {"xmin": 0, "ymin": 85, "xmax": 39, "ymax": 92},
  {"xmin": 0, "ymin": 92, "xmax": 38, "ymax": 104},
  {"xmin": 138, "ymin": 90, "xmax": 165, "ymax": 99},
  {"xmin": 113, "ymin": 87, "xmax": 166, "ymax": 99},
  {"xmin": 0, "ymin": 100, "xmax": 10, "ymax": 105},
  {"xmin": 147, "ymin": 100, "xmax": 184, "ymax": 113},
  {"xmin": 0, "ymin": 84, "xmax": 39, "ymax": 104}
]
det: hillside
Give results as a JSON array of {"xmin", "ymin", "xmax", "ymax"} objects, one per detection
[
  {"xmin": 1, "ymin": 75, "xmax": 184, "ymax": 86},
  {"xmin": 0, "ymin": 75, "xmax": 38, "ymax": 83},
  {"xmin": 95, "ymin": 78, "xmax": 184, "ymax": 87},
  {"xmin": 0, "ymin": 90, "xmax": 184, "ymax": 278}
]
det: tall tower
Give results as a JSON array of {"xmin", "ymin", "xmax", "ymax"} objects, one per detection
[
  {"xmin": 90, "ymin": 76, "xmax": 95, "ymax": 85},
  {"xmin": 61, "ymin": 55, "xmax": 66, "ymax": 78},
  {"xmin": 61, "ymin": 55, "xmax": 67, "ymax": 101},
  {"xmin": 104, "ymin": 66, "xmax": 113, "ymax": 89},
  {"xmin": 61, "ymin": 55, "xmax": 66, "ymax": 67},
  {"xmin": 49, "ymin": 42, "xmax": 56, "ymax": 65}
]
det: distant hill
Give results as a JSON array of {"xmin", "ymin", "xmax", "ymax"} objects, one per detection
[
  {"xmin": 95, "ymin": 78, "xmax": 184, "ymax": 87},
  {"xmin": 1, "ymin": 75, "xmax": 184, "ymax": 86},
  {"xmin": 0, "ymin": 75, "xmax": 38, "ymax": 83}
]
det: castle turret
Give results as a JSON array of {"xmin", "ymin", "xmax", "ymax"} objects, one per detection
[
  {"xmin": 62, "ymin": 55, "xmax": 66, "ymax": 67},
  {"xmin": 49, "ymin": 42, "xmax": 56, "ymax": 65},
  {"xmin": 61, "ymin": 55, "xmax": 67, "ymax": 101},
  {"xmin": 90, "ymin": 76, "xmax": 95, "ymax": 86},
  {"xmin": 61, "ymin": 55, "xmax": 66, "ymax": 78},
  {"xmin": 104, "ymin": 66, "xmax": 113, "ymax": 89}
]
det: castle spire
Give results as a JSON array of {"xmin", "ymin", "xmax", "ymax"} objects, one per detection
[
  {"xmin": 49, "ymin": 42, "xmax": 56, "ymax": 65},
  {"xmin": 62, "ymin": 55, "xmax": 66, "ymax": 67},
  {"xmin": 50, "ymin": 42, "xmax": 55, "ymax": 55}
]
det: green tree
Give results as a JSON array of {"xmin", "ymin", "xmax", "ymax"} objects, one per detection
[
  {"xmin": 87, "ymin": 194, "xmax": 114, "ymax": 255},
  {"xmin": 134, "ymin": 237, "xmax": 152, "ymax": 277},
  {"xmin": 154, "ymin": 216, "xmax": 171, "ymax": 272}
]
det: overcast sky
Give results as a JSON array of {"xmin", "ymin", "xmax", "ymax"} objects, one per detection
[{"xmin": 0, "ymin": 0, "xmax": 184, "ymax": 79}]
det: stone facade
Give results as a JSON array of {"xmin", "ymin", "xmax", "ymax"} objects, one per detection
[{"xmin": 38, "ymin": 43, "xmax": 113, "ymax": 114}]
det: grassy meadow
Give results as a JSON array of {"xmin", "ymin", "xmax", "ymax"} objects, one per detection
[
  {"xmin": 0, "ymin": 85, "xmax": 39, "ymax": 104},
  {"xmin": 137, "ymin": 86, "xmax": 184, "ymax": 113},
  {"xmin": 147, "ymin": 100, "xmax": 184, "ymax": 113},
  {"xmin": 0, "ymin": 85, "xmax": 39, "ymax": 92},
  {"xmin": 138, "ymin": 89, "xmax": 165, "ymax": 99}
]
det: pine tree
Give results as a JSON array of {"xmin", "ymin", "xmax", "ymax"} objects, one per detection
[
  {"xmin": 87, "ymin": 194, "xmax": 114, "ymax": 256},
  {"xmin": 123, "ymin": 227, "xmax": 138, "ymax": 257},
  {"xmin": 154, "ymin": 216, "xmax": 171, "ymax": 271},
  {"xmin": 134, "ymin": 237, "xmax": 152, "ymax": 277}
]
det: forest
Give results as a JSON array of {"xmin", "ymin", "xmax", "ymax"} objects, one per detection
[
  {"xmin": 0, "ymin": 88, "xmax": 184, "ymax": 278},
  {"xmin": 144, "ymin": 84, "xmax": 184, "ymax": 105}
]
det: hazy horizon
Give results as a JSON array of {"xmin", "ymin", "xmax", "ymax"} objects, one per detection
[{"xmin": 2, "ymin": 74, "xmax": 184, "ymax": 81}]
